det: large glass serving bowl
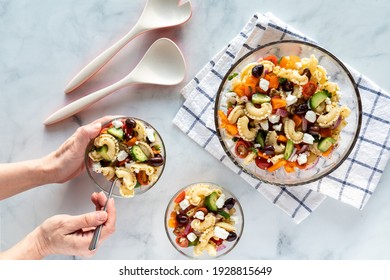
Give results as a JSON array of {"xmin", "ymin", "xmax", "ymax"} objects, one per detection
[
  {"xmin": 214, "ymin": 40, "xmax": 362, "ymax": 186},
  {"xmin": 85, "ymin": 117, "xmax": 166, "ymax": 198}
]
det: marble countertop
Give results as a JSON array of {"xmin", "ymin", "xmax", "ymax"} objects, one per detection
[{"xmin": 1, "ymin": 0, "xmax": 389, "ymax": 260}]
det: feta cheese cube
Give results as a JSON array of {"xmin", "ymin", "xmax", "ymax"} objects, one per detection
[
  {"xmin": 117, "ymin": 150, "xmax": 129, "ymax": 161},
  {"xmin": 260, "ymin": 119, "xmax": 269, "ymax": 130},
  {"xmin": 268, "ymin": 114, "xmax": 280, "ymax": 124},
  {"xmin": 187, "ymin": 232, "xmax": 197, "ymax": 243},
  {"xmin": 214, "ymin": 226, "xmax": 230, "ymax": 240},
  {"xmin": 303, "ymin": 133, "xmax": 315, "ymax": 144},
  {"xmin": 215, "ymin": 194, "xmax": 225, "ymax": 209},
  {"xmin": 112, "ymin": 120, "xmax": 123, "ymax": 128},
  {"xmin": 295, "ymin": 62, "xmax": 302, "ymax": 69},
  {"xmin": 146, "ymin": 128, "xmax": 155, "ymax": 142},
  {"xmin": 286, "ymin": 94, "xmax": 298, "ymax": 106},
  {"xmin": 297, "ymin": 153, "xmax": 308, "ymax": 165},
  {"xmin": 194, "ymin": 211, "xmax": 205, "ymax": 220},
  {"xmin": 179, "ymin": 199, "xmax": 190, "ymax": 210},
  {"xmin": 325, "ymin": 97, "xmax": 331, "ymax": 105},
  {"xmin": 259, "ymin": 78, "xmax": 270, "ymax": 91},
  {"xmin": 273, "ymin": 123, "xmax": 282, "ymax": 131},
  {"xmin": 92, "ymin": 162, "xmax": 102, "ymax": 173},
  {"xmin": 305, "ymin": 110, "xmax": 317, "ymax": 123}
]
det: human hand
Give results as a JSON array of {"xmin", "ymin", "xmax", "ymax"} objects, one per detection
[
  {"xmin": 43, "ymin": 116, "xmax": 118, "ymax": 184},
  {"xmin": 35, "ymin": 191, "xmax": 116, "ymax": 258}
]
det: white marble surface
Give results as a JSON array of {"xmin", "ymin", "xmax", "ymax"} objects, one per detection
[{"xmin": 0, "ymin": 0, "xmax": 389, "ymax": 260}]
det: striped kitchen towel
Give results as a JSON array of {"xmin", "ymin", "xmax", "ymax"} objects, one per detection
[{"xmin": 173, "ymin": 12, "xmax": 390, "ymax": 223}]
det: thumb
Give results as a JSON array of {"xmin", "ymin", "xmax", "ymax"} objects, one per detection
[
  {"xmin": 76, "ymin": 122, "xmax": 101, "ymax": 148},
  {"xmin": 66, "ymin": 211, "xmax": 108, "ymax": 231}
]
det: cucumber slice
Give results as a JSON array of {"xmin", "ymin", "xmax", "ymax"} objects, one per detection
[
  {"xmin": 130, "ymin": 145, "xmax": 148, "ymax": 162},
  {"xmin": 107, "ymin": 127, "xmax": 124, "ymax": 140},
  {"xmin": 309, "ymin": 91, "xmax": 330, "ymax": 109},
  {"xmin": 204, "ymin": 192, "xmax": 219, "ymax": 212},
  {"xmin": 284, "ymin": 139, "xmax": 294, "ymax": 160},
  {"xmin": 318, "ymin": 137, "xmax": 336, "ymax": 152},
  {"xmin": 255, "ymin": 131, "xmax": 265, "ymax": 148},
  {"xmin": 252, "ymin": 93, "xmax": 271, "ymax": 104},
  {"xmin": 218, "ymin": 209, "xmax": 230, "ymax": 219},
  {"xmin": 97, "ymin": 145, "xmax": 111, "ymax": 161}
]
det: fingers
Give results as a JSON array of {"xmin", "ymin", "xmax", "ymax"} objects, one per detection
[
  {"xmin": 90, "ymin": 191, "xmax": 116, "ymax": 238},
  {"xmin": 65, "ymin": 211, "xmax": 108, "ymax": 232}
]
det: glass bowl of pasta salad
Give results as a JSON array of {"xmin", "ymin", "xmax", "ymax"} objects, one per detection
[
  {"xmin": 85, "ymin": 117, "xmax": 166, "ymax": 198},
  {"xmin": 215, "ymin": 40, "xmax": 362, "ymax": 186},
  {"xmin": 165, "ymin": 182, "xmax": 244, "ymax": 259}
]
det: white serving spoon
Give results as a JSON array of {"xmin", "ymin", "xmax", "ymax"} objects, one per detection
[
  {"xmin": 64, "ymin": 0, "xmax": 192, "ymax": 93},
  {"xmin": 44, "ymin": 38, "xmax": 186, "ymax": 125}
]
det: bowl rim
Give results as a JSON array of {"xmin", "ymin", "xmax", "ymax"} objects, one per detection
[
  {"xmin": 85, "ymin": 116, "xmax": 166, "ymax": 198},
  {"xmin": 164, "ymin": 182, "xmax": 245, "ymax": 259},
  {"xmin": 214, "ymin": 39, "xmax": 362, "ymax": 186}
]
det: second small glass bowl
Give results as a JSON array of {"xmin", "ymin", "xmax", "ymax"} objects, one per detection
[{"xmin": 165, "ymin": 182, "xmax": 244, "ymax": 259}]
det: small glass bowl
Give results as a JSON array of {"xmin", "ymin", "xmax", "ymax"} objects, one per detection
[
  {"xmin": 215, "ymin": 40, "xmax": 362, "ymax": 186},
  {"xmin": 164, "ymin": 182, "xmax": 244, "ymax": 259},
  {"xmin": 85, "ymin": 117, "xmax": 166, "ymax": 198}
]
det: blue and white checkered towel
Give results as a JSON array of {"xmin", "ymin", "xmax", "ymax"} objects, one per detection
[{"xmin": 173, "ymin": 13, "xmax": 390, "ymax": 223}]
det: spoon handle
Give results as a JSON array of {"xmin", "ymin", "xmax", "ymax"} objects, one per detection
[
  {"xmin": 44, "ymin": 79, "xmax": 128, "ymax": 125},
  {"xmin": 64, "ymin": 24, "xmax": 145, "ymax": 94},
  {"xmin": 89, "ymin": 179, "xmax": 117, "ymax": 251}
]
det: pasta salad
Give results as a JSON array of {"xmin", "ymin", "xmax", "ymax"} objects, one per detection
[
  {"xmin": 167, "ymin": 183, "xmax": 241, "ymax": 257},
  {"xmin": 218, "ymin": 54, "xmax": 351, "ymax": 173},
  {"xmin": 87, "ymin": 117, "xmax": 165, "ymax": 198}
]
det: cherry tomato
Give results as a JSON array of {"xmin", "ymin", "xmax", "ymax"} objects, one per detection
[
  {"xmin": 136, "ymin": 170, "xmax": 148, "ymax": 185},
  {"xmin": 235, "ymin": 140, "xmax": 251, "ymax": 159},
  {"xmin": 263, "ymin": 55, "xmax": 278, "ymax": 66},
  {"xmin": 211, "ymin": 238, "xmax": 224, "ymax": 246},
  {"xmin": 255, "ymin": 156, "xmax": 272, "ymax": 170},
  {"xmin": 176, "ymin": 236, "xmax": 189, "ymax": 248},
  {"xmin": 302, "ymin": 81, "xmax": 317, "ymax": 99}
]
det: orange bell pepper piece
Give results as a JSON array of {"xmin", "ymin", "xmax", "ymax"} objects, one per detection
[
  {"xmin": 268, "ymin": 75, "xmax": 279, "ymax": 89},
  {"xmin": 267, "ymin": 159, "xmax": 287, "ymax": 172},
  {"xmin": 271, "ymin": 97, "xmax": 287, "ymax": 109},
  {"xmin": 292, "ymin": 114, "xmax": 302, "ymax": 127},
  {"xmin": 277, "ymin": 135, "xmax": 288, "ymax": 143}
]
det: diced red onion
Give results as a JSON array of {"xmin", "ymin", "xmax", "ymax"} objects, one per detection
[
  {"xmin": 331, "ymin": 116, "xmax": 342, "ymax": 129},
  {"xmin": 183, "ymin": 222, "xmax": 192, "ymax": 235},
  {"xmin": 297, "ymin": 144, "xmax": 309, "ymax": 154},
  {"xmin": 276, "ymin": 108, "xmax": 288, "ymax": 117},
  {"xmin": 217, "ymin": 244, "xmax": 227, "ymax": 252},
  {"xmin": 301, "ymin": 116, "xmax": 308, "ymax": 132},
  {"xmin": 306, "ymin": 156, "xmax": 320, "ymax": 170}
]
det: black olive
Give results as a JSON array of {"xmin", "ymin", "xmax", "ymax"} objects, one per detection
[
  {"xmin": 223, "ymin": 198, "xmax": 236, "ymax": 210},
  {"xmin": 263, "ymin": 145, "xmax": 275, "ymax": 156},
  {"xmin": 147, "ymin": 154, "xmax": 164, "ymax": 167},
  {"xmin": 282, "ymin": 81, "xmax": 294, "ymax": 92},
  {"xmin": 295, "ymin": 103, "xmax": 309, "ymax": 115},
  {"xmin": 125, "ymin": 118, "xmax": 137, "ymax": 128},
  {"xmin": 251, "ymin": 65, "xmax": 264, "ymax": 78},
  {"xmin": 176, "ymin": 214, "xmax": 189, "ymax": 225},
  {"xmin": 226, "ymin": 232, "xmax": 237, "ymax": 242},
  {"xmin": 302, "ymin": 68, "xmax": 312, "ymax": 80}
]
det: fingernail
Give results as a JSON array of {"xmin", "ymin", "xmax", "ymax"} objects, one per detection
[{"xmin": 96, "ymin": 211, "xmax": 107, "ymax": 221}]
